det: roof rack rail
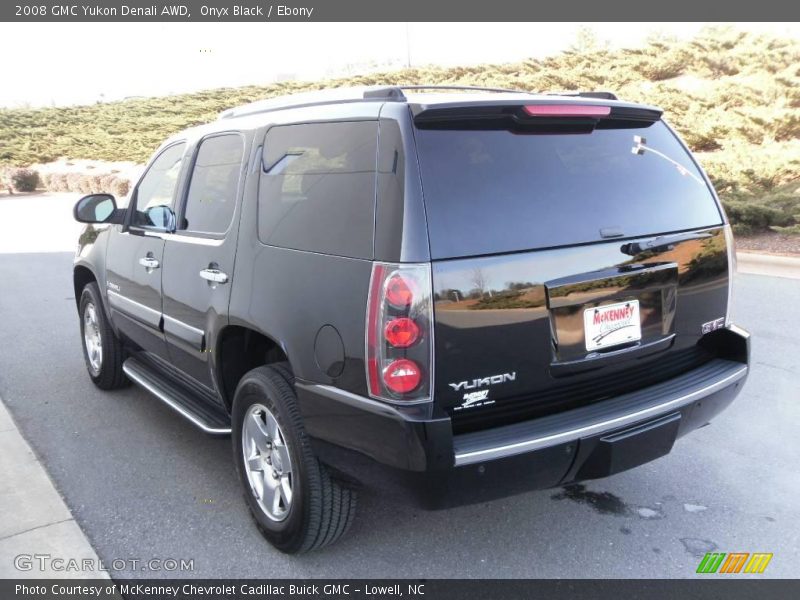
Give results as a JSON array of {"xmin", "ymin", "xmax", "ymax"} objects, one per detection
[
  {"xmin": 545, "ymin": 90, "xmax": 619, "ymax": 101},
  {"xmin": 365, "ymin": 85, "xmax": 535, "ymax": 101},
  {"xmin": 220, "ymin": 84, "xmax": 537, "ymax": 120},
  {"xmin": 362, "ymin": 87, "xmax": 407, "ymax": 101},
  {"xmin": 402, "ymin": 84, "xmax": 534, "ymax": 95},
  {"xmin": 219, "ymin": 86, "xmax": 392, "ymax": 119}
]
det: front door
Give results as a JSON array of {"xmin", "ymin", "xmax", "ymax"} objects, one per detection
[
  {"xmin": 105, "ymin": 142, "xmax": 186, "ymax": 360},
  {"xmin": 161, "ymin": 133, "xmax": 248, "ymax": 390}
]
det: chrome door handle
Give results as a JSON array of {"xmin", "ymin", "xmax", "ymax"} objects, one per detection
[
  {"xmin": 139, "ymin": 257, "xmax": 160, "ymax": 269},
  {"xmin": 199, "ymin": 268, "xmax": 229, "ymax": 284}
]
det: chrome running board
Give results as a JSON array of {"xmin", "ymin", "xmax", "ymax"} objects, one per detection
[{"xmin": 123, "ymin": 357, "xmax": 231, "ymax": 435}]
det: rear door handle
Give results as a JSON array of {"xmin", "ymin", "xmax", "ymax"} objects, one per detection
[
  {"xmin": 199, "ymin": 268, "xmax": 229, "ymax": 284},
  {"xmin": 138, "ymin": 256, "xmax": 160, "ymax": 269}
]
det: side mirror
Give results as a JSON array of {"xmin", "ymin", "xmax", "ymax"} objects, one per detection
[
  {"xmin": 73, "ymin": 194, "xmax": 120, "ymax": 224},
  {"xmin": 144, "ymin": 205, "xmax": 176, "ymax": 232}
]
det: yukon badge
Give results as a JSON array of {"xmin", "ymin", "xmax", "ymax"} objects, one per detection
[
  {"xmin": 450, "ymin": 372, "xmax": 516, "ymax": 411},
  {"xmin": 449, "ymin": 372, "xmax": 516, "ymax": 392}
]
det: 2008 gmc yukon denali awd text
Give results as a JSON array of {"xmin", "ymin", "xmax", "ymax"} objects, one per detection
[{"xmin": 71, "ymin": 85, "xmax": 750, "ymax": 553}]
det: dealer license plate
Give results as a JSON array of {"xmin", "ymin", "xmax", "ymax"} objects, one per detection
[{"xmin": 584, "ymin": 300, "xmax": 642, "ymax": 352}]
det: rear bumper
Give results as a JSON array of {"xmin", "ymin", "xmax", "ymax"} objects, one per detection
[
  {"xmin": 452, "ymin": 356, "xmax": 746, "ymax": 466},
  {"xmin": 295, "ymin": 325, "xmax": 749, "ymax": 502}
]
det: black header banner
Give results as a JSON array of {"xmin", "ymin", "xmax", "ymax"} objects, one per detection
[
  {"xmin": 2, "ymin": 579, "xmax": 800, "ymax": 600},
  {"xmin": 1, "ymin": 0, "xmax": 799, "ymax": 22}
]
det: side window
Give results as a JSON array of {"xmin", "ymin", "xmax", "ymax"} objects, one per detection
[
  {"xmin": 258, "ymin": 121, "xmax": 378, "ymax": 259},
  {"xmin": 181, "ymin": 134, "xmax": 245, "ymax": 235},
  {"xmin": 132, "ymin": 142, "xmax": 186, "ymax": 229}
]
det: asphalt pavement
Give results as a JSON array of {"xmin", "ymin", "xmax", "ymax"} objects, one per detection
[{"xmin": 0, "ymin": 192, "xmax": 798, "ymax": 578}]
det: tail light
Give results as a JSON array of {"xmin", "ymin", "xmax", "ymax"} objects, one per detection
[
  {"xmin": 384, "ymin": 318, "xmax": 420, "ymax": 348},
  {"xmin": 366, "ymin": 263, "xmax": 433, "ymax": 403},
  {"xmin": 724, "ymin": 224, "xmax": 736, "ymax": 326},
  {"xmin": 382, "ymin": 359, "xmax": 422, "ymax": 394}
]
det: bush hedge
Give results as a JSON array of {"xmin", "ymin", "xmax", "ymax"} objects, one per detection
[
  {"xmin": 38, "ymin": 172, "xmax": 131, "ymax": 197},
  {"xmin": 8, "ymin": 168, "xmax": 40, "ymax": 192},
  {"xmin": 0, "ymin": 27, "xmax": 797, "ymax": 232}
]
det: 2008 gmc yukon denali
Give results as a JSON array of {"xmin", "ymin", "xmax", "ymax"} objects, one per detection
[{"xmin": 71, "ymin": 85, "xmax": 750, "ymax": 553}]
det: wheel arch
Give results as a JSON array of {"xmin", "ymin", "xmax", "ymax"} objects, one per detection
[
  {"xmin": 73, "ymin": 264, "xmax": 98, "ymax": 310},
  {"xmin": 216, "ymin": 325, "xmax": 291, "ymax": 412}
]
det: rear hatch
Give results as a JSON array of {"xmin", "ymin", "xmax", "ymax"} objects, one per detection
[{"xmin": 413, "ymin": 99, "xmax": 730, "ymax": 433}]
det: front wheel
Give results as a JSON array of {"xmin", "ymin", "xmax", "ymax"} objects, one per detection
[
  {"xmin": 232, "ymin": 365, "xmax": 357, "ymax": 553},
  {"xmin": 79, "ymin": 282, "xmax": 128, "ymax": 390}
]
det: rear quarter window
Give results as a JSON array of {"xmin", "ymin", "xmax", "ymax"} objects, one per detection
[
  {"xmin": 415, "ymin": 121, "xmax": 723, "ymax": 259},
  {"xmin": 257, "ymin": 120, "xmax": 378, "ymax": 259}
]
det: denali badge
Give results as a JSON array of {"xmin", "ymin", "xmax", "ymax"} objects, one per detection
[
  {"xmin": 448, "ymin": 372, "xmax": 516, "ymax": 392},
  {"xmin": 462, "ymin": 390, "xmax": 489, "ymax": 405},
  {"xmin": 455, "ymin": 389, "xmax": 494, "ymax": 411}
]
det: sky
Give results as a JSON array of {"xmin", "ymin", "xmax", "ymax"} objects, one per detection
[{"xmin": 0, "ymin": 22, "xmax": 797, "ymax": 108}]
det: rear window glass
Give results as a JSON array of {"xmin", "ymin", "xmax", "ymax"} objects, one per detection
[
  {"xmin": 414, "ymin": 121, "xmax": 723, "ymax": 259},
  {"xmin": 258, "ymin": 121, "xmax": 378, "ymax": 259}
]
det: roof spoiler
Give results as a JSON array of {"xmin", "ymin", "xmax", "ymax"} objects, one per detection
[
  {"xmin": 413, "ymin": 102, "xmax": 663, "ymax": 131},
  {"xmin": 220, "ymin": 86, "xmax": 626, "ymax": 119},
  {"xmin": 364, "ymin": 86, "xmax": 621, "ymax": 102}
]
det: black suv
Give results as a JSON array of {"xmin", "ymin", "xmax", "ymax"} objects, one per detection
[{"xmin": 72, "ymin": 85, "xmax": 750, "ymax": 553}]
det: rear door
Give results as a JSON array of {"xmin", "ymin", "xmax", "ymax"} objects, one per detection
[
  {"xmin": 161, "ymin": 132, "xmax": 248, "ymax": 390},
  {"xmin": 413, "ymin": 103, "xmax": 729, "ymax": 433},
  {"xmin": 105, "ymin": 142, "xmax": 186, "ymax": 360}
]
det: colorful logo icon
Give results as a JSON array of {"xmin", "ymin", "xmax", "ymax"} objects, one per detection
[{"xmin": 696, "ymin": 552, "xmax": 773, "ymax": 574}]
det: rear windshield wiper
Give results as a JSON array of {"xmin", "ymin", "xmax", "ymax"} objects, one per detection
[
  {"xmin": 631, "ymin": 135, "xmax": 705, "ymax": 185},
  {"xmin": 620, "ymin": 231, "xmax": 713, "ymax": 256}
]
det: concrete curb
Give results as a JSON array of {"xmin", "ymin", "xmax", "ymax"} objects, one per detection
[
  {"xmin": 0, "ymin": 398, "xmax": 107, "ymax": 579},
  {"xmin": 736, "ymin": 251, "xmax": 800, "ymax": 280}
]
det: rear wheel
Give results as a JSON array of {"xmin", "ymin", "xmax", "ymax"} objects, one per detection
[
  {"xmin": 79, "ymin": 282, "xmax": 128, "ymax": 390},
  {"xmin": 270, "ymin": 361, "xmax": 295, "ymax": 386},
  {"xmin": 232, "ymin": 365, "xmax": 357, "ymax": 553}
]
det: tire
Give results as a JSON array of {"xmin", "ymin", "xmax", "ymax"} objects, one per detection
[
  {"xmin": 270, "ymin": 361, "xmax": 295, "ymax": 387},
  {"xmin": 232, "ymin": 365, "xmax": 357, "ymax": 554},
  {"xmin": 79, "ymin": 282, "xmax": 129, "ymax": 390}
]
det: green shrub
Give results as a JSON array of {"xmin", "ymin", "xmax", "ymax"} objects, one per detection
[
  {"xmin": 723, "ymin": 200, "xmax": 794, "ymax": 235},
  {"xmin": 109, "ymin": 177, "xmax": 130, "ymax": 197},
  {"xmin": 0, "ymin": 27, "xmax": 797, "ymax": 231},
  {"xmin": 9, "ymin": 168, "xmax": 39, "ymax": 192},
  {"xmin": 0, "ymin": 28, "xmax": 795, "ymax": 168},
  {"xmin": 39, "ymin": 171, "xmax": 132, "ymax": 196},
  {"xmin": 77, "ymin": 175, "xmax": 94, "ymax": 194},
  {"xmin": 100, "ymin": 174, "xmax": 117, "ymax": 192},
  {"xmin": 65, "ymin": 173, "xmax": 83, "ymax": 192},
  {"xmin": 771, "ymin": 224, "xmax": 800, "ymax": 234},
  {"xmin": 89, "ymin": 175, "xmax": 106, "ymax": 193},
  {"xmin": 773, "ymin": 113, "xmax": 800, "ymax": 141},
  {"xmin": 46, "ymin": 173, "xmax": 68, "ymax": 192}
]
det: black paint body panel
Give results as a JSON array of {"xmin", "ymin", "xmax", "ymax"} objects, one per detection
[
  {"xmin": 72, "ymin": 92, "xmax": 748, "ymax": 498},
  {"xmin": 310, "ymin": 349, "xmax": 747, "ymax": 508},
  {"xmin": 432, "ymin": 228, "xmax": 730, "ymax": 432}
]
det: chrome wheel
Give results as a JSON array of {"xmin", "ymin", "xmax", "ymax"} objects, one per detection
[
  {"xmin": 83, "ymin": 302, "xmax": 103, "ymax": 375},
  {"xmin": 242, "ymin": 403, "xmax": 293, "ymax": 521}
]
